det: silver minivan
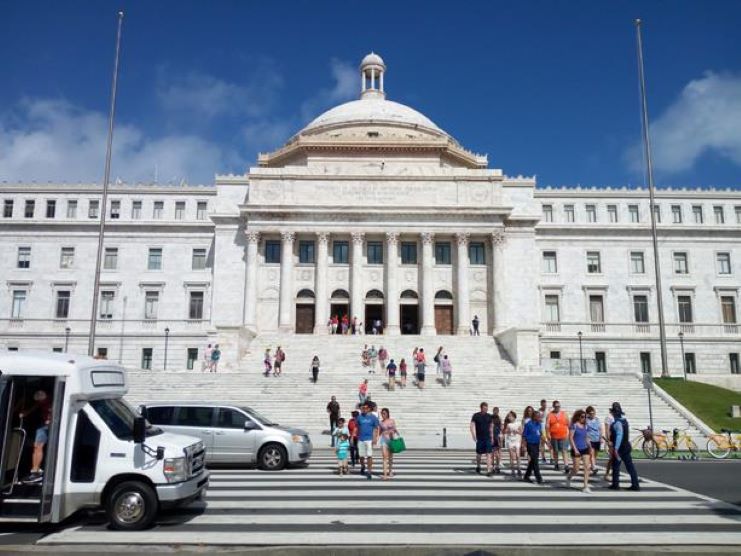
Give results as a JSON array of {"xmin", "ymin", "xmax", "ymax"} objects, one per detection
[{"xmin": 139, "ymin": 402, "xmax": 312, "ymax": 470}]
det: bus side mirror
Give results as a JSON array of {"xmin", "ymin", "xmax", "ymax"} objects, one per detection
[
  {"xmin": 133, "ymin": 416, "xmax": 146, "ymax": 444},
  {"xmin": 156, "ymin": 446, "xmax": 165, "ymax": 460}
]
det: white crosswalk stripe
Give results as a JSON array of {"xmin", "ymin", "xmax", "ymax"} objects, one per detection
[{"xmin": 40, "ymin": 451, "xmax": 741, "ymax": 546}]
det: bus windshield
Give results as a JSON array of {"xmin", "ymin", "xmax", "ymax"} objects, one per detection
[{"xmin": 91, "ymin": 398, "xmax": 162, "ymax": 440}]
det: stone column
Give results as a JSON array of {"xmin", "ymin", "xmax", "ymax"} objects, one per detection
[
  {"xmin": 491, "ymin": 229, "xmax": 507, "ymax": 332},
  {"xmin": 456, "ymin": 232, "xmax": 471, "ymax": 335},
  {"xmin": 244, "ymin": 230, "xmax": 260, "ymax": 330},
  {"xmin": 278, "ymin": 231, "xmax": 295, "ymax": 332},
  {"xmin": 420, "ymin": 232, "xmax": 436, "ymax": 336},
  {"xmin": 351, "ymin": 232, "xmax": 364, "ymax": 326},
  {"xmin": 385, "ymin": 232, "xmax": 400, "ymax": 336},
  {"xmin": 313, "ymin": 232, "xmax": 329, "ymax": 334}
]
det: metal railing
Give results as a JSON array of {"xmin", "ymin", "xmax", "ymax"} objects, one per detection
[{"xmin": 540, "ymin": 321, "xmax": 739, "ymax": 339}]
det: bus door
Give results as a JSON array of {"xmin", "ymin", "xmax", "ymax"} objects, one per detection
[{"xmin": 39, "ymin": 378, "xmax": 65, "ymax": 523}]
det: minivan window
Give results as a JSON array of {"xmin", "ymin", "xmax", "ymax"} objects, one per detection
[
  {"xmin": 217, "ymin": 408, "xmax": 249, "ymax": 429},
  {"xmin": 146, "ymin": 406, "xmax": 174, "ymax": 425},
  {"xmin": 91, "ymin": 399, "xmax": 161, "ymax": 440},
  {"xmin": 174, "ymin": 406, "xmax": 213, "ymax": 427},
  {"xmin": 241, "ymin": 406, "xmax": 277, "ymax": 426}
]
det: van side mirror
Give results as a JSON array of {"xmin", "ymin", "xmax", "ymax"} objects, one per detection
[
  {"xmin": 133, "ymin": 416, "xmax": 146, "ymax": 443},
  {"xmin": 244, "ymin": 420, "xmax": 258, "ymax": 431}
]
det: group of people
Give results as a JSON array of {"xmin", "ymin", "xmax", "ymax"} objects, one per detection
[
  {"xmin": 361, "ymin": 345, "xmax": 453, "ymax": 390},
  {"xmin": 262, "ymin": 346, "xmax": 286, "ymax": 377},
  {"xmin": 470, "ymin": 399, "xmax": 640, "ymax": 492},
  {"xmin": 201, "ymin": 343, "xmax": 222, "ymax": 372},
  {"xmin": 328, "ymin": 314, "xmax": 379, "ymax": 335}
]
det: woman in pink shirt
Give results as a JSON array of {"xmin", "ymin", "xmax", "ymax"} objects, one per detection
[{"xmin": 358, "ymin": 379, "xmax": 369, "ymax": 406}]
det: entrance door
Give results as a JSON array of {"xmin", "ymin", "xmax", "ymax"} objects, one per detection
[
  {"xmin": 365, "ymin": 305, "xmax": 384, "ymax": 334},
  {"xmin": 295, "ymin": 304, "xmax": 315, "ymax": 334},
  {"xmin": 434, "ymin": 305, "xmax": 454, "ymax": 335},
  {"xmin": 330, "ymin": 303, "xmax": 349, "ymax": 334},
  {"xmin": 400, "ymin": 305, "xmax": 420, "ymax": 335}
]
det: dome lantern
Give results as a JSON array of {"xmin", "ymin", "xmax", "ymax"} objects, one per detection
[{"xmin": 360, "ymin": 52, "xmax": 386, "ymax": 99}]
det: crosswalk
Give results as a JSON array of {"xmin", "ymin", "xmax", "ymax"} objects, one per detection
[{"xmin": 40, "ymin": 450, "xmax": 741, "ymax": 546}]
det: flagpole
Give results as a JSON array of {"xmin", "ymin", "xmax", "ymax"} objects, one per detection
[{"xmin": 88, "ymin": 11, "xmax": 124, "ymax": 356}]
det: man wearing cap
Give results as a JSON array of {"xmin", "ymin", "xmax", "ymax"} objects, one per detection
[{"xmin": 608, "ymin": 402, "xmax": 640, "ymax": 491}]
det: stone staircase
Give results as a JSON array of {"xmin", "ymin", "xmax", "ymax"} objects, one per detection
[{"xmin": 125, "ymin": 334, "xmax": 704, "ymax": 448}]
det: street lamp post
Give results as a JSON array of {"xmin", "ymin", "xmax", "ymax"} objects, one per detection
[
  {"xmin": 64, "ymin": 327, "xmax": 71, "ymax": 352},
  {"xmin": 164, "ymin": 327, "xmax": 170, "ymax": 371},
  {"xmin": 679, "ymin": 331, "xmax": 686, "ymax": 381},
  {"xmin": 577, "ymin": 331, "xmax": 584, "ymax": 374}
]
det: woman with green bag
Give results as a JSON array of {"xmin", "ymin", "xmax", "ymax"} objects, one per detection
[{"xmin": 380, "ymin": 408, "xmax": 401, "ymax": 480}]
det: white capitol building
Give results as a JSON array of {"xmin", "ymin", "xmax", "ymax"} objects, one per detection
[{"xmin": 1, "ymin": 53, "xmax": 739, "ymax": 382}]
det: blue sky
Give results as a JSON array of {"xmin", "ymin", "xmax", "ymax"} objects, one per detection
[{"xmin": 1, "ymin": 1, "xmax": 740, "ymax": 188}]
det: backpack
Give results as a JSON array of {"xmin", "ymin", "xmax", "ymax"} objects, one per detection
[
  {"xmin": 280, "ymin": 351, "xmax": 286, "ymax": 362},
  {"xmin": 433, "ymin": 354, "xmax": 440, "ymax": 363}
]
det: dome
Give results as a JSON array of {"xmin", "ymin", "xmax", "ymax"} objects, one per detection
[{"xmin": 361, "ymin": 52, "xmax": 385, "ymax": 68}]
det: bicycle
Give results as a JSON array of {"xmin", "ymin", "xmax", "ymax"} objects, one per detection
[
  {"xmin": 630, "ymin": 427, "xmax": 667, "ymax": 459},
  {"xmin": 706, "ymin": 429, "xmax": 741, "ymax": 459},
  {"xmin": 665, "ymin": 428, "xmax": 699, "ymax": 459}
]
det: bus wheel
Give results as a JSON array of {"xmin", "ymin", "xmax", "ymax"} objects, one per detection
[{"xmin": 106, "ymin": 480, "xmax": 158, "ymax": 531}]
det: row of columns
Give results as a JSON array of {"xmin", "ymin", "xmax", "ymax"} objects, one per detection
[{"xmin": 243, "ymin": 230, "xmax": 507, "ymax": 336}]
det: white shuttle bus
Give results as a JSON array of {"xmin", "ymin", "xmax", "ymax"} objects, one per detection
[{"xmin": 0, "ymin": 351, "xmax": 208, "ymax": 530}]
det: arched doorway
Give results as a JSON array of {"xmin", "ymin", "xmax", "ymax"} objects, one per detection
[
  {"xmin": 400, "ymin": 289, "xmax": 420, "ymax": 334},
  {"xmin": 330, "ymin": 289, "xmax": 350, "ymax": 334},
  {"xmin": 295, "ymin": 289, "xmax": 315, "ymax": 334},
  {"xmin": 434, "ymin": 290, "xmax": 454, "ymax": 335},
  {"xmin": 365, "ymin": 289, "xmax": 384, "ymax": 334}
]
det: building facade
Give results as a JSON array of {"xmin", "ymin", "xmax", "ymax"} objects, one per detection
[{"xmin": 1, "ymin": 53, "xmax": 739, "ymax": 376}]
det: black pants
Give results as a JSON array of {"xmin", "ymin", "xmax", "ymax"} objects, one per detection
[
  {"xmin": 350, "ymin": 438, "xmax": 359, "ymax": 466},
  {"xmin": 611, "ymin": 448, "xmax": 639, "ymax": 489},
  {"xmin": 312, "ymin": 369, "xmax": 319, "ymax": 383},
  {"xmin": 524, "ymin": 442, "xmax": 542, "ymax": 482},
  {"xmin": 472, "ymin": 324, "xmax": 480, "ymax": 336},
  {"xmin": 329, "ymin": 416, "xmax": 338, "ymax": 446}
]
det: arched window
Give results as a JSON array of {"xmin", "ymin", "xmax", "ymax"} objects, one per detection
[
  {"xmin": 330, "ymin": 289, "xmax": 350, "ymax": 299},
  {"xmin": 297, "ymin": 289, "xmax": 315, "ymax": 299},
  {"xmin": 400, "ymin": 290, "xmax": 418, "ymax": 299},
  {"xmin": 435, "ymin": 290, "xmax": 453, "ymax": 300},
  {"xmin": 365, "ymin": 289, "xmax": 384, "ymax": 299}
]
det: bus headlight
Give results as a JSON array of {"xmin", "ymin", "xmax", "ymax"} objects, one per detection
[{"xmin": 163, "ymin": 457, "xmax": 187, "ymax": 483}]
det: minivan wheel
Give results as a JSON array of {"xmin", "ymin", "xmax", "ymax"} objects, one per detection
[
  {"xmin": 258, "ymin": 443, "xmax": 287, "ymax": 471},
  {"xmin": 106, "ymin": 480, "xmax": 158, "ymax": 531}
]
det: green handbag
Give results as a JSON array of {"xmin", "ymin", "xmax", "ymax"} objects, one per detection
[{"xmin": 388, "ymin": 435, "xmax": 406, "ymax": 454}]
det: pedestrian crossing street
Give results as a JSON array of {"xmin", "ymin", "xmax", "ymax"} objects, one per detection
[{"xmin": 41, "ymin": 450, "xmax": 741, "ymax": 546}]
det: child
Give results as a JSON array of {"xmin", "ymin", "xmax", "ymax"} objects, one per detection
[{"xmin": 336, "ymin": 433, "xmax": 350, "ymax": 475}]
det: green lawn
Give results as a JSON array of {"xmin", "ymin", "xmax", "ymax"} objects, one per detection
[{"xmin": 654, "ymin": 378, "xmax": 741, "ymax": 432}]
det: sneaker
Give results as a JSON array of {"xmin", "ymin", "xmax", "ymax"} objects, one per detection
[
  {"xmin": 554, "ymin": 463, "xmax": 560, "ymax": 471},
  {"xmin": 522, "ymin": 477, "xmax": 533, "ymax": 484},
  {"xmin": 563, "ymin": 466, "xmax": 570, "ymax": 474},
  {"xmin": 607, "ymin": 485, "xmax": 620, "ymax": 491},
  {"xmin": 476, "ymin": 465, "xmax": 481, "ymax": 474},
  {"xmin": 537, "ymin": 479, "xmax": 545, "ymax": 485},
  {"xmin": 566, "ymin": 475, "xmax": 572, "ymax": 488},
  {"xmin": 517, "ymin": 470, "xmax": 522, "ymax": 478},
  {"xmin": 627, "ymin": 485, "xmax": 641, "ymax": 492},
  {"xmin": 22, "ymin": 471, "xmax": 43, "ymax": 484},
  {"xmin": 583, "ymin": 486, "xmax": 592, "ymax": 494},
  {"xmin": 366, "ymin": 473, "xmax": 373, "ymax": 481},
  {"xmin": 494, "ymin": 467, "xmax": 501, "ymax": 474}
]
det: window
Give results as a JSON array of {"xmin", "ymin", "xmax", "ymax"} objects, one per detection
[
  {"xmin": 100, "ymin": 291, "xmax": 115, "ymax": 319},
  {"xmin": 544, "ymin": 295, "xmax": 560, "ymax": 322},
  {"xmin": 692, "ymin": 205, "xmax": 703, "ymax": 224},
  {"xmin": 96, "ymin": 347, "xmax": 108, "ymax": 359},
  {"xmin": 298, "ymin": 241, "xmax": 315, "ymax": 264},
  {"xmin": 595, "ymin": 352, "xmax": 607, "ymax": 373},
  {"xmin": 731, "ymin": 353, "xmax": 740, "ymax": 375},
  {"xmin": 192, "ymin": 248, "xmax": 207, "ymax": 270},
  {"xmin": 17, "ymin": 246, "xmax": 31, "ymax": 269},
  {"xmin": 174, "ymin": 201, "xmax": 185, "ymax": 220},
  {"xmin": 104, "ymin": 247, "xmax": 118, "ymax": 270},
  {"xmin": 542, "ymin": 251, "xmax": 557, "ymax": 273},
  {"xmin": 60, "ymin": 247, "xmax": 75, "ymax": 269},
  {"xmin": 144, "ymin": 291, "xmax": 159, "ymax": 320},
  {"xmin": 187, "ymin": 348, "xmax": 199, "ymax": 371},
  {"xmin": 673, "ymin": 252, "xmax": 688, "ymax": 274},
  {"xmin": 586, "ymin": 204, "xmax": 596, "ymax": 223},
  {"xmin": 717, "ymin": 252, "xmax": 731, "ymax": 275},
  {"xmin": 640, "ymin": 352, "xmax": 652, "ymax": 374},
  {"xmin": 217, "ymin": 408, "xmax": 249, "ymax": 429},
  {"xmin": 564, "ymin": 205, "xmax": 575, "ymax": 223},
  {"xmin": 677, "ymin": 295, "xmax": 693, "ymax": 323},
  {"xmin": 435, "ymin": 242, "xmax": 451, "ymax": 265},
  {"xmin": 11, "ymin": 290, "xmax": 26, "ymax": 318},
  {"xmin": 196, "ymin": 201, "xmax": 208, "ymax": 220},
  {"xmin": 736, "ymin": 206, "xmax": 741, "ymax": 224},
  {"xmin": 88, "ymin": 199, "xmax": 99, "ymax": 219},
  {"xmin": 70, "ymin": 410, "xmax": 100, "ymax": 483},
  {"xmin": 153, "ymin": 201, "xmax": 163, "ymax": 219},
  {"xmin": 714, "ymin": 205, "xmax": 725, "ymax": 224},
  {"xmin": 684, "ymin": 353, "xmax": 696, "ymax": 374},
  {"xmin": 628, "ymin": 205, "xmax": 639, "ymax": 223},
  {"xmin": 265, "ymin": 240, "xmax": 281, "ymax": 263},
  {"xmin": 66, "ymin": 199, "xmax": 77, "ymax": 218},
  {"xmin": 401, "ymin": 242, "xmax": 417, "ymax": 264},
  {"xmin": 174, "ymin": 407, "xmax": 214, "ymax": 427},
  {"xmin": 55, "ymin": 290, "xmax": 71, "ymax": 319},
  {"xmin": 148, "ymin": 247, "xmax": 162, "ymax": 270},
  {"xmin": 110, "ymin": 200, "xmax": 120, "ymax": 219},
  {"xmin": 607, "ymin": 205, "xmax": 618, "ymax": 223},
  {"xmin": 649, "ymin": 205, "xmax": 659, "ymax": 223},
  {"xmin": 630, "ymin": 251, "xmax": 645, "ymax": 274},
  {"xmin": 145, "ymin": 406, "xmax": 174, "ymax": 425},
  {"xmin": 589, "ymin": 295, "xmax": 604, "ymax": 323},
  {"xmin": 633, "ymin": 295, "xmax": 649, "ymax": 323},
  {"xmin": 3, "ymin": 199, "xmax": 13, "ymax": 218},
  {"xmin": 721, "ymin": 296, "xmax": 737, "ymax": 324},
  {"xmin": 586, "ymin": 251, "xmax": 601, "ymax": 274},
  {"xmin": 367, "ymin": 242, "xmax": 383, "ymax": 264},
  {"xmin": 671, "ymin": 205, "xmax": 682, "ymax": 223},
  {"xmin": 24, "ymin": 200, "xmax": 35, "ymax": 218},
  {"xmin": 46, "ymin": 200, "xmax": 56, "ymax": 218},
  {"xmin": 131, "ymin": 200, "xmax": 142, "ymax": 219},
  {"xmin": 189, "ymin": 291, "xmax": 204, "ymax": 320},
  {"xmin": 542, "ymin": 204, "xmax": 553, "ymax": 222},
  {"xmin": 332, "ymin": 241, "xmax": 348, "ymax": 264},
  {"xmin": 469, "ymin": 242, "xmax": 486, "ymax": 265},
  {"xmin": 141, "ymin": 348, "xmax": 153, "ymax": 370},
  {"xmin": 549, "ymin": 351, "xmax": 561, "ymax": 359}
]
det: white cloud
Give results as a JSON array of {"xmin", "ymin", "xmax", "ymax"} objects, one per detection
[
  {"xmin": 0, "ymin": 98, "xmax": 238, "ymax": 183},
  {"xmin": 300, "ymin": 59, "xmax": 357, "ymax": 122},
  {"xmin": 626, "ymin": 72, "xmax": 741, "ymax": 175}
]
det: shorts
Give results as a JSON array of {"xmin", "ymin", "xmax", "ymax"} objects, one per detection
[
  {"xmin": 551, "ymin": 438, "xmax": 567, "ymax": 452},
  {"xmin": 417, "ymin": 372, "xmax": 425, "ymax": 382},
  {"xmin": 590, "ymin": 441, "xmax": 601, "ymax": 453},
  {"xmin": 35, "ymin": 425, "xmax": 49, "ymax": 445},
  {"xmin": 572, "ymin": 446, "xmax": 591, "ymax": 458},
  {"xmin": 476, "ymin": 438, "xmax": 492, "ymax": 454},
  {"xmin": 505, "ymin": 438, "xmax": 521, "ymax": 451},
  {"xmin": 358, "ymin": 440, "xmax": 374, "ymax": 458}
]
